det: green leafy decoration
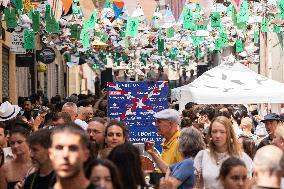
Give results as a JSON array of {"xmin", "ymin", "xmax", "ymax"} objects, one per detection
[
  {"xmin": 261, "ymin": 18, "xmax": 269, "ymax": 32},
  {"xmin": 126, "ymin": 17, "xmax": 139, "ymax": 37},
  {"xmin": 24, "ymin": 30, "xmax": 34, "ymax": 49},
  {"xmin": 4, "ymin": 8, "xmax": 17, "ymax": 29},
  {"xmin": 32, "ymin": 11, "xmax": 40, "ymax": 32},
  {"xmin": 70, "ymin": 24, "xmax": 81, "ymax": 39},
  {"xmin": 211, "ymin": 12, "xmax": 220, "ymax": 28},
  {"xmin": 235, "ymin": 39, "xmax": 244, "ymax": 53}
]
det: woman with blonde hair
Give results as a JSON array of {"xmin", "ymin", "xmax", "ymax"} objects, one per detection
[
  {"xmin": 240, "ymin": 117, "xmax": 258, "ymax": 141},
  {"xmin": 194, "ymin": 116, "xmax": 253, "ymax": 189}
]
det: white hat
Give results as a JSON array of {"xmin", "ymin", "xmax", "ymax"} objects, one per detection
[
  {"xmin": 154, "ymin": 109, "xmax": 181, "ymax": 124},
  {"xmin": 0, "ymin": 101, "xmax": 21, "ymax": 121}
]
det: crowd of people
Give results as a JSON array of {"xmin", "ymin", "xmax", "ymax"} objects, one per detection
[{"xmin": 0, "ymin": 91, "xmax": 283, "ymax": 189}]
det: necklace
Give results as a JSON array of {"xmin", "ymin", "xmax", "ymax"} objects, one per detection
[{"xmin": 216, "ymin": 152, "xmax": 228, "ymax": 165}]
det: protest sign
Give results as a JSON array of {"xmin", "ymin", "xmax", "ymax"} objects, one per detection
[{"xmin": 108, "ymin": 82, "xmax": 168, "ymax": 152}]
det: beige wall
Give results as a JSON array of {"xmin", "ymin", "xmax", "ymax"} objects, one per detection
[
  {"xmin": 0, "ymin": 21, "xmax": 17, "ymax": 104},
  {"xmin": 67, "ymin": 65, "xmax": 81, "ymax": 95},
  {"xmin": 259, "ymin": 32, "xmax": 284, "ymax": 113}
]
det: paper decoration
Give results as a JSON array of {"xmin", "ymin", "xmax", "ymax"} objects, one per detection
[
  {"xmin": 24, "ymin": 30, "xmax": 34, "ymax": 49},
  {"xmin": 211, "ymin": 12, "xmax": 220, "ymax": 28},
  {"xmin": 166, "ymin": 27, "xmax": 175, "ymax": 38},
  {"xmin": 113, "ymin": 0, "xmax": 124, "ymax": 18},
  {"xmin": 254, "ymin": 31, "xmax": 259, "ymax": 44},
  {"xmin": 215, "ymin": 32, "xmax": 228, "ymax": 50},
  {"xmin": 158, "ymin": 37, "xmax": 164, "ymax": 56},
  {"xmin": 83, "ymin": 10, "xmax": 97, "ymax": 30},
  {"xmin": 261, "ymin": 18, "xmax": 269, "ymax": 32},
  {"xmin": 4, "ymin": 8, "xmax": 17, "ymax": 29},
  {"xmin": 192, "ymin": 36, "xmax": 203, "ymax": 47},
  {"xmin": 183, "ymin": 9, "xmax": 195, "ymax": 30},
  {"xmin": 104, "ymin": 0, "xmax": 112, "ymax": 8},
  {"xmin": 231, "ymin": 0, "xmax": 242, "ymax": 13},
  {"xmin": 81, "ymin": 29, "xmax": 90, "ymax": 48},
  {"xmin": 78, "ymin": 0, "xmax": 96, "ymax": 20},
  {"xmin": 196, "ymin": 25, "xmax": 206, "ymax": 30},
  {"xmin": 124, "ymin": 0, "xmax": 137, "ymax": 16},
  {"xmin": 126, "ymin": 17, "xmax": 138, "ymax": 37},
  {"xmin": 235, "ymin": 39, "xmax": 243, "ymax": 52},
  {"xmin": 15, "ymin": 0, "xmax": 23, "ymax": 10},
  {"xmin": 215, "ymin": 39, "xmax": 222, "ymax": 50},
  {"xmin": 70, "ymin": 24, "xmax": 81, "ymax": 39},
  {"xmin": 32, "ymin": 11, "xmax": 40, "ymax": 32},
  {"xmin": 277, "ymin": 0, "xmax": 284, "ymax": 18},
  {"xmin": 45, "ymin": 4, "xmax": 51, "ymax": 20},
  {"xmin": 196, "ymin": 47, "xmax": 203, "ymax": 59},
  {"xmin": 72, "ymin": 1, "xmax": 80, "ymax": 14},
  {"xmin": 62, "ymin": 0, "xmax": 73, "ymax": 15},
  {"xmin": 226, "ymin": 4, "xmax": 233, "ymax": 16},
  {"xmin": 23, "ymin": 0, "xmax": 32, "ymax": 13},
  {"xmin": 101, "ymin": 33, "xmax": 108, "ymax": 43},
  {"xmin": 139, "ymin": 0, "xmax": 157, "ymax": 22},
  {"xmin": 236, "ymin": 0, "xmax": 249, "ymax": 24},
  {"xmin": 219, "ymin": 33, "xmax": 228, "ymax": 47},
  {"xmin": 46, "ymin": 16, "xmax": 60, "ymax": 33}
]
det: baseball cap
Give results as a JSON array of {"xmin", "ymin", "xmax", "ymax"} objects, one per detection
[
  {"xmin": 153, "ymin": 109, "xmax": 181, "ymax": 124},
  {"xmin": 261, "ymin": 113, "xmax": 281, "ymax": 123}
]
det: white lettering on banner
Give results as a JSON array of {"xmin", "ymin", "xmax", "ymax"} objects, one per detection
[{"xmin": 10, "ymin": 32, "xmax": 26, "ymax": 54}]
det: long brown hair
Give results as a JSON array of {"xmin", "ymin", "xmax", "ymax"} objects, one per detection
[{"xmin": 208, "ymin": 116, "xmax": 241, "ymax": 162}]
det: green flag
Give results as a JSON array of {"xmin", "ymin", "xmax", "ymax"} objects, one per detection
[
  {"xmin": 81, "ymin": 29, "xmax": 90, "ymax": 48},
  {"xmin": 211, "ymin": 12, "xmax": 220, "ymax": 28},
  {"xmin": 32, "ymin": 11, "xmax": 40, "ymax": 32},
  {"xmin": 158, "ymin": 37, "xmax": 164, "ymax": 56},
  {"xmin": 237, "ymin": 0, "xmax": 249, "ymax": 24},
  {"xmin": 226, "ymin": 4, "xmax": 233, "ymax": 16},
  {"xmin": 167, "ymin": 27, "xmax": 175, "ymax": 38},
  {"xmin": 24, "ymin": 30, "xmax": 34, "ymax": 49},
  {"xmin": 15, "ymin": 0, "xmax": 23, "ymax": 10},
  {"xmin": 183, "ymin": 9, "xmax": 194, "ymax": 30},
  {"xmin": 83, "ymin": 10, "xmax": 97, "ymax": 30},
  {"xmin": 126, "ymin": 17, "xmax": 139, "ymax": 37},
  {"xmin": 72, "ymin": 1, "xmax": 80, "ymax": 14},
  {"xmin": 101, "ymin": 33, "xmax": 108, "ymax": 43},
  {"xmin": 46, "ymin": 16, "xmax": 60, "ymax": 33},
  {"xmin": 261, "ymin": 18, "xmax": 269, "ymax": 32},
  {"xmin": 235, "ymin": 39, "xmax": 243, "ymax": 53},
  {"xmin": 4, "ymin": 8, "xmax": 17, "ymax": 29},
  {"xmin": 70, "ymin": 24, "xmax": 81, "ymax": 39},
  {"xmin": 45, "ymin": 4, "xmax": 52, "ymax": 20}
]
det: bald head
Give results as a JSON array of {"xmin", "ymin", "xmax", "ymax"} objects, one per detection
[{"xmin": 254, "ymin": 145, "xmax": 284, "ymax": 175}]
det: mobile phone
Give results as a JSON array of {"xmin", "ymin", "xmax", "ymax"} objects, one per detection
[{"xmin": 149, "ymin": 172, "xmax": 165, "ymax": 185}]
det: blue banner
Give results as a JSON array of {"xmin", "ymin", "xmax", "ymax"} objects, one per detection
[{"xmin": 108, "ymin": 81, "xmax": 168, "ymax": 152}]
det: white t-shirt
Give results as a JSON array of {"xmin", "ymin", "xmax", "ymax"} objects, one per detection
[{"xmin": 194, "ymin": 149, "xmax": 253, "ymax": 189}]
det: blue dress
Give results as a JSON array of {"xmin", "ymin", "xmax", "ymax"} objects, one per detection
[{"xmin": 169, "ymin": 158, "xmax": 195, "ymax": 189}]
